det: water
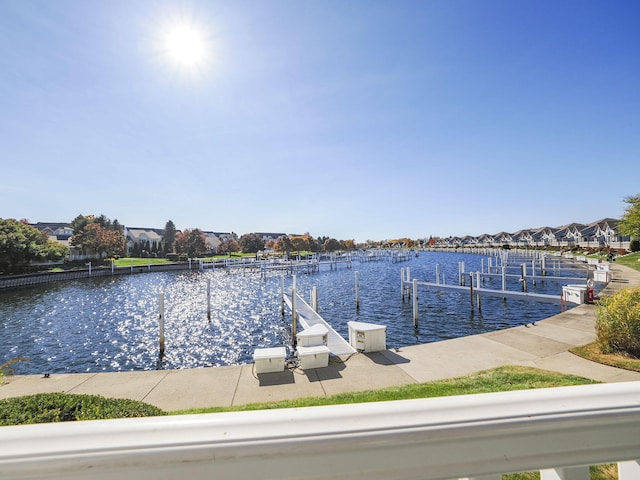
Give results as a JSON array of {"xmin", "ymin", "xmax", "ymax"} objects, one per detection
[{"xmin": 0, "ymin": 252, "xmax": 580, "ymax": 375}]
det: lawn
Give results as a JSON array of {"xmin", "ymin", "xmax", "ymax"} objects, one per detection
[
  {"xmin": 571, "ymin": 342, "xmax": 640, "ymax": 372},
  {"xmin": 113, "ymin": 257, "xmax": 175, "ymax": 267},
  {"xmin": 614, "ymin": 251, "xmax": 640, "ymax": 272}
]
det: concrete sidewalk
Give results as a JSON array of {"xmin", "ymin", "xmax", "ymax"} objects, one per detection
[{"xmin": 2, "ymin": 263, "xmax": 640, "ymax": 412}]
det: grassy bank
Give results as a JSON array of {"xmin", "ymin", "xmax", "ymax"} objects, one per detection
[{"xmin": 614, "ymin": 251, "xmax": 640, "ymax": 272}]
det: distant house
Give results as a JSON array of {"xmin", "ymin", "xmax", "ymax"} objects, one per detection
[
  {"xmin": 431, "ymin": 217, "xmax": 630, "ymax": 251},
  {"xmin": 31, "ymin": 222, "xmax": 73, "ymax": 244},
  {"xmin": 578, "ymin": 219, "xmax": 630, "ymax": 250},
  {"xmin": 255, "ymin": 232, "xmax": 287, "ymax": 244},
  {"xmin": 124, "ymin": 227, "xmax": 164, "ymax": 256}
]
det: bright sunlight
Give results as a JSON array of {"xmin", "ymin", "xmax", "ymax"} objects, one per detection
[{"xmin": 166, "ymin": 25, "xmax": 206, "ymax": 66}]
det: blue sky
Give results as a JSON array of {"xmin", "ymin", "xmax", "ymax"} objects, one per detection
[{"xmin": 1, "ymin": 0, "xmax": 638, "ymax": 242}]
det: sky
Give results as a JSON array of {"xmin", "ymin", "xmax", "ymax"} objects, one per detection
[{"xmin": 1, "ymin": 0, "xmax": 639, "ymax": 242}]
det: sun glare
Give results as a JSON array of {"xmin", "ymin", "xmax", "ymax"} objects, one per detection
[{"xmin": 166, "ymin": 25, "xmax": 206, "ymax": 66}]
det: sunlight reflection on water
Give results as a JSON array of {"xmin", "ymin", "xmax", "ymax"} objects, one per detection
[{"xmin": 0, "ymin": 252, "xmax": 579, "ymax": 374}]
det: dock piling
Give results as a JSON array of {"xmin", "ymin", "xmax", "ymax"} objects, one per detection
[
  {"xmin": 158, "ymin": 293, "xmax": 165, "ymax": 357},
  {"xmin": 412, "ymin": 279, "xmax": 418, "ymax": 328}
]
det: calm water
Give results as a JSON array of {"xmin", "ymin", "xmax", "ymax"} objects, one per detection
[{"xmin": 0, "ymin": 252, "xmax": 581, "ymax": 375}]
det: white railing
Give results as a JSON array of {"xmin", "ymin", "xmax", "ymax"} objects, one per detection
[{"xmin": 1, "ymin": 382, "xmax": 639, "ymax": 480}]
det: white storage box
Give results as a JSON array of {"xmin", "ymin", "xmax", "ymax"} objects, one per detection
[
  {"xmin": 296, "ymin": 324, "xmax": 328, "ymax": 347},
  {"xmin": 562, "ymin": 285, "xmax": 587, "ymax": 304},
  {"xmin": 253, "ymin": 347, "xmax": 287, "ymax": 374},
  {"xmin": 348, "ymin": 321, "xmax": 387, "ymax": 352},
  {"xmin": 596, "ymin": 262, "xmax": 610, "ymax": 271},
  {"xmin": 297, "ymin": 345, "xmax": 330, "ymax": 369},
  {"xmin": 593, "ymin": 269, "xmax": 610, "ymax": 283}
]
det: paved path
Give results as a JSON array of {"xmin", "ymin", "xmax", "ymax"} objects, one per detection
[{"xmin": 2, "ymin": 262, "xmax": 639, "ymax": 412}]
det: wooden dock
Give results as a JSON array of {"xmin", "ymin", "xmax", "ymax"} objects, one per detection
[
  {"xmin": 405, "ymin": 280, "xmax": 563, "ymax": 304},
  {"xmin": 283, "ymin": 292, "xmax": 356, "ymax": 356}
]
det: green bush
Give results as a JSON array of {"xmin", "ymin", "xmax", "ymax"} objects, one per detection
[
  {"xmin": 631, "ymin": 239, "xmax": 640, "ymax": 253},
  {"xmin": 596, "ymin": 287, "xmax": 640, "ymax": 358},
  {"xmin": 0, "ymin": 393, "xmax": 165, "ymax": 426}
]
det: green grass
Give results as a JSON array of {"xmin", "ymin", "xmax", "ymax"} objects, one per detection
[
  {"xmin": 171, "ymin": 366, "xmax": 596, "ymax": 415},
  {"xmin": 614, "ymin": 251, "xmax": 640, "ymax": 272},
  {"xmin": 571, "ymin": 342, "xmax": 640, "ymax": 371},
  {"xmin": 113, "ymin": 257, "xmax": 175, "ymax": 267},
  {"xmin": 0, "ymin": 393, "xmax": 165, "ymax": 426}
]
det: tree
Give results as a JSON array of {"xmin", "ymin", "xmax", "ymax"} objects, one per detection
[
  {"xmin": 619, "ymin": 194, "xmax": 640, "ymax": 240},
  {"xmin": 174, "ymin": 229, "xmax": 207, "ymax": 257},
  {"xmin": 70, "ymin": 214, "xmax": 125, "ymax": 258},
  {"xmin": 163, "ymin": 220, "xmax": 177, "ymax": 254},
  {"xmin": 239, "ymin": 233, "xmax": 265, "ymax": 254},
  {"xmin": 217, "ymin": 238, "xmax": 240, "ymax": 254},
  {"xmin": 290, "ymin": 235, "xmax": 309, "ymax": 253},
  {"xmin": 71, "ymin": 223, "xmax": 125, "ymax": 258},
  {"xmin": 323, "ymin": 238, "xmax": 341, "ymax": 252},
  {"xmin": 0, "ymin": 219, "xmax": 68, "ymax": 273},
  {"xmin": 307, "ymin": 235, "xmax": 320, "ymax": 252},
  {"xmin": 343, "ymin": 239, "xmax": 356, "ymax": 250},
  {"xmin": 275, "ymin": 235, "xmax": 293, "ymax": 254}
]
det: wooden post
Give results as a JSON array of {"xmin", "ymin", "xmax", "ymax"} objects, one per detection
[
  {"xmin": 111, "ymin": 259, "xmax": 114, "ymax": 275},
  {"xmin": 311, "ymin": 286, "xmax": 318, "ymax": 312},
  {"xmin": 280, "ymin": 275, "xmax": 285, "ymax": 317},
  {"xmin": 521, "ymin": 263, "xmax": 527, "ymax": 292},
  {"xmin": 532, "ymin": 259, "xmax": 537, "ymax": 285},
  {"xmin": 412, "ymin": 279, "xmax": 418, "ymax": 328},
  {"xmin": 158, "ymin": 293, "xmax": 165, "ymax": 356},
  {"xmin": 469, "ymin": 273, "xmax": 474, "ymax": 308},
  {"xmin": 355, "ymin": 271, "xmax": 360, "ymax": 311},
  {"xmin": 206, "ymin": 278, "xmax": 211, "ymax": 321},
  {"xmin": 401, "ymin": 268, "xmax": 405, "ymax": 302},
  {"xmin": 291, "ymin": 286, "xmax": 297, "ymax": 348},
  {"xmin": 435, "ymin": 264, "xmax": 440, "ymax": 285},
  {"xmin": 476, "ymin": 271, "xmax": 482, "ymax": 310}
]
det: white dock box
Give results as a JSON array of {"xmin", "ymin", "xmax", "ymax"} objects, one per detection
[
  {"xmin": 296, "ymin": 324, "xmax": 328, "ymax": 347},
  {"xmin": 348, "ymin": 321, "xmax": 387, "ymax": 352},
  {"xmin": 562, "ymin": 284, "xmax": 587, "ymax": 304},
  {"xmin": 593, "ymin": 269, "xmax": 610, "ymax": 283},
  {"xmin": 253, "ymin": 347, "xmax": 287, "ymax": 374},
  {"xmin": 297, "ymin": 345, "xmax": 330, "ymax": 369}
]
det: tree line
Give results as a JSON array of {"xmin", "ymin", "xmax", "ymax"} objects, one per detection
[{"xmin": 4, "ymin": 194, "xmax": 637, "ymax": 274}]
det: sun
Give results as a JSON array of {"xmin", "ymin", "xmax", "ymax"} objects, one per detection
[{"xmin": 166, "ymin": 25, "xmax": 206, "ymax": 66}]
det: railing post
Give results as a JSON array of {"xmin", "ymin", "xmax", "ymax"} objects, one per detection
[{"xmin": 540, "ymin": 466, "xmax": 590, "ymax": 479}]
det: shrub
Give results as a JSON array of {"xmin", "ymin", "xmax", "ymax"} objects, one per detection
[
  {"xmin": 595, "ymin": 287, "xmax": 640, "ymax": 358},
  {"xmin": 0, "ymin": 393, "xmax": 165, "ymax": 426},
  {"xmin": 631, "ymin": 239, "xmax": 640, "ymax": 253}
]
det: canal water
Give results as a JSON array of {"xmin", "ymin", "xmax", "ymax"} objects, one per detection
[{"xmin": 0, "ymin": 252, "xmax": 580, "ymax": 375}]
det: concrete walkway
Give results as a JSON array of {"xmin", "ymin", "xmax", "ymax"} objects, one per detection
[{"xmin": 2, "ymin": 263, "xmax": 640, "ymax": 412}]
